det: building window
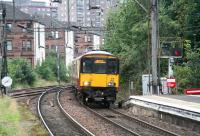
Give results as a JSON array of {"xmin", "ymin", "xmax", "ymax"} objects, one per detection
[
  {"xmin": 22, "ymin": 40, "xmax": 32, "ymax": 51},
  {"xmin": 55, "ymin": 31, "xmax": 59, "ymax": 38},
  {"xmin": 96, "ymin": 0, "xmax": 100, "ymax": 6},
  {"xmin": 86, "ymin": 17, "xmax": 90, "ymax": 21},
  {"xmin": 87, "ymin": 36, "xmax": 91, "ymax": 42},
  {"xmin": 6, "ymin": 41, "xmax": 12, "ymax": 51},
  {"xmin": 6, "ymin": 23, "xmax": 12, "ymax": 32},
  {"xmin": 85, "ymin": 35, "xmax": 91, "ymax": 42},
  {"xmin": 49, "ymin": 31, "xmax": 59, "ymax": 39},
  {"xmin": 102, "ymin": 38, "xmax": 105, "ymax": 45}
]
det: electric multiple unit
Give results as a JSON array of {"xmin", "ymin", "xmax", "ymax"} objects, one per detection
[{"xmin": 72, "ymin": 51, "xmax": 119, "ymax": 107}]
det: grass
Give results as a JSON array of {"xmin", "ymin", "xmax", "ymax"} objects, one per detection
[
  {"xmin": 13, "ymin": 78, "xmax": 67, "ymax": 90},
  {"xmin": 0, "ymin": 96, "xmax": 48, "ymax": 136},
  {"xmin": 0, "ymin": 97, "xmax": 20, "ymax": 136}
]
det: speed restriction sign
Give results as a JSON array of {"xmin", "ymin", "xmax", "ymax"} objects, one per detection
[{"xmin": 2, "ymin": 76, "xmax": 13, "ymax": 87}]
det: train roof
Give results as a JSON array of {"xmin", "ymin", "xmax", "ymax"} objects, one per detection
[
  {"xmin": 73, "ymin": 50, "xmax": 115, "ymax": 61},
  {"xmin": 84, "ymin": 50, "xmax": 113, "ymax": 56}
]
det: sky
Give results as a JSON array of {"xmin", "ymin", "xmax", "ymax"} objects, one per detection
[
  {"xmin": 32, "ymin": 0, "xmax": 50, "ymax": 2},
  {"xmin": 1, "ymin": 0, "xmax": 50, "ymax": 5},
  {"xmin": 32, "ymin": 0, "xmax": 50, "ymax": 5},
  {"xmin": 1, "ymin": 0, "xmax": 50, "ymax": 3}
]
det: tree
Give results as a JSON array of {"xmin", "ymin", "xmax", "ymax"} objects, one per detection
[
  {"xmin": 8, "ymin": 59, "xmax": 36, "ymax": 87},
  {"xmin": 104, "ymin": 0, "xmax": 148, "ymax": 92},
  {"xmin": 104, "ymin": 0, "xmax": 200, "ymax": 93},
  {"xmin": 36, "ymin": 51, "xmax": 70, "ymax": 82}
]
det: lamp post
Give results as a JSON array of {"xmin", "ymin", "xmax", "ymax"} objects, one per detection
[
  {"xmin": 56, "ymin": 46, "xmax": 60, "ymax": 86},
  {"xmin": 132, "ymin": 0, "xmax": 159, "ymax": 94},
  {"xmin": 150, "ymin": 0, "xmax": 158, "ymax": 94},
  {"xmin": 0, "ymin": 4, "xmax": 7, "ymax": 95}
]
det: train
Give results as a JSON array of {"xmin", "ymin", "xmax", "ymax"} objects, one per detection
[{"xmin": 72, "ymin": 50, "xmax": 119, "ymax": 107}]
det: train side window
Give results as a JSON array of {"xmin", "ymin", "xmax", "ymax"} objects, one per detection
[
  {"xmin": 107, "ymin": 59, "xmax": 118, "ymax": 74},
  {"xmin": 82, "ymin": 59, "xmax": 93, "ymax": 73}
]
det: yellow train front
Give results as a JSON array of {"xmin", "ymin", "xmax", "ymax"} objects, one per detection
[{"xmin": 72, "ymin": 51, "xmax": 119, "ymax": 107}]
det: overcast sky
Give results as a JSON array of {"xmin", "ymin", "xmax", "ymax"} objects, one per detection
[
  {"xmin": 32, "ymin": 0, "xmax": 50, "ymax": 2},
  {"xmin": 1, "ymin": 0, "xmax": 50, "ymax": 3}
]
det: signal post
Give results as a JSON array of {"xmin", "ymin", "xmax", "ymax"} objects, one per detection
[{"xmin": 160, "ymin": 37, "xmax": 183, "ymax": 94}]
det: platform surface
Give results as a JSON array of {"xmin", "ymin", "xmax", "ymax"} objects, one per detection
[{"xmin": 128, "ymin": 95, "xmax": 200, "ymax": 121}]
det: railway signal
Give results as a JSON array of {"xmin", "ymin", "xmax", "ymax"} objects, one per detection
[
  {"xmin": 160, "ymin": 42, "xmax": 183, "ymax": 58},
  {"xmin": 172, "ymin": 48, "xmax": 182, "ymax": 57}
]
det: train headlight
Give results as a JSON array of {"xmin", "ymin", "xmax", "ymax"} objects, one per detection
[
  {"xmin": 83, "ymin": 81, "xmax": 91, "ymax": 86},
  {"xmin": 108, "ymin": 82, "xmax": 115, "ymax": 87}
]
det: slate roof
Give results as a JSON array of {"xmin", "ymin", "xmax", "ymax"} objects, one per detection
[
  {"xmin": 32, "ymin": 15, "xmax": 65, "ymax": 28},
  {"xmin": 0, "ymin": 3, "xmax": 32, "ymax": 21},
  {"xmin": 33, "ymin": 15, "xmax": 79, "ymax": 31}
]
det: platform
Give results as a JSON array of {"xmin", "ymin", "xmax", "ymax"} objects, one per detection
[{"xmin": 127, "ymin": 95, "xmax": 200, "ymax": 122}]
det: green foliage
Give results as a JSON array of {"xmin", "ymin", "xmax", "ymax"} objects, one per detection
[
  {"xmin": 36, "ymin": 52, "xmax": 69, "ymax": 82},
  {"xmin": 36, "ymin": 54, "xmax": 56, "ymax": 80},
  {"xmin": 8, "ymin": 59, "xmax": 36, "ymax": 87},
  {"xmin": 0, "ymin": 97, "xmax": 49, "ymax": 136},
  {"xmin": 173, "ymin": 40, "xmax": 200, "ymax": 92},
  {"xmin": 186, "ymin": 51, "xmax": 200, "ymax": 87},
  {"xmin": 105, "ymin": 0, "xmax": 200, "ymax": 94},
  {"xmin": 0, "ymin": 97, "xmax": 20, "ymax": 136},
  {"xmin": 104, "ymin": 0, "xmax": 149, "ymax": 92},
  {"xmin": 174, "ymin": 66, "xmax": 192, "ymax": 91}
]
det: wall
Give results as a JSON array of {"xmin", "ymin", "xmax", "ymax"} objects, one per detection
[
  {"xmin": 33, "ymin": 22, "xmax": 45, "ymax": 66},
  {"xmin": 65, "ymin": 30, "xmax": 74, "ymax": 67}
]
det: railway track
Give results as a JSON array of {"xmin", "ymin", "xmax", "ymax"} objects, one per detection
[
  {"xmin": 85, "ymin": 106, "xmax": 180, "ymax": 136},
  {"xmin": 37, "ymin": 88, "xmax": 94, "ymax": 136},
  {"xmin": 110, "ymin": 109, "xmax": 180, "ymax": 136},
  {"xmin": 85, "ymin": 106, "xmax": 141, "ymax": 136},
  {"xmin": 10, "ymin": 85, "xmax": 67, "ymax": 98},
  {"xmin": 11, "ymin": 85, "xmax": 182, "ymax": 136},
  {"xmin": 10, "ymin": 86, "xmax": 56, "ymax": 98}
]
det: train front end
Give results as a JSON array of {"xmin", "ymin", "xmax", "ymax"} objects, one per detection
[{"xmin": 79, "ymin": 53, "xmax": 119, "ymax": 104}]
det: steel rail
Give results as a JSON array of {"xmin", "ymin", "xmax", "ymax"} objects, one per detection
[
  {"xmin": 11, "ymin": 90, "xmax": 45, "ymax": 96},
  {"xmin": 84, "ymin": 106, "xmax": 141, "ymax": 136},
  {"xmin": 11, "ymin": 86, "xmax": 68, "ymax": 98},
  {"xmin": 111, "ymin": 108, "xmax": 180, "ymax": 136},
  {"xmin": 13, "ymin": 85, "xmax": 58, "ymax": 93},
  {"xmin": 57, "ymin": 89, "xmax": 95, "ymax": 136},
  {"xmin": 37, "ymin": 91, "xmax": 54, "ymax": 136},
  {"xmin": 11, "ymin": 91, "xmax": 45, "ymax": 98}
]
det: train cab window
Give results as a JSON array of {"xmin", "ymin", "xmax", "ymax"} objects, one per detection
[
  {"xmin": 107, "ymin": 59, "xmax": 119, "ymax": 74},
  {"xmin": 82, "ymin": 59, "xmax": 93, "ymax": 73},
  {"xmin": 93, "ymin": 60, "xmax": 106, "ymax": 74},
  {"xmin": 81, "ymin": 58, "xmax": 119, "ymax": 74}
]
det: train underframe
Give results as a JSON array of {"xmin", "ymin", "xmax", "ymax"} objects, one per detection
[{"xmin": 75, "ymin": 87, "xmax": 117, "ymax": 108}]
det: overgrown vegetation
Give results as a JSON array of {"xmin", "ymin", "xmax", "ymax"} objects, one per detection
[
  {"xmin": 7, "ymin": 52, "xmax": 70, "ymax": 89},
  {"xmin": 36, "ymin": 52, "xmax": 69, "ymax": 82},
  {"xmin": 104, "ymin": 0, "xmax": 200, "ymax": 94},
  {"xmin": 8, "ymin": 59, "xmax": 36, "ymax": 87}
]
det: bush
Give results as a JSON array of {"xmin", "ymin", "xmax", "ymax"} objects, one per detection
[
  {"xmin": 36, "ymin": 52, "xmax": 70, "ymax": 82},
  {"xmin": 35, "ymin": 61, "xmax": 55, "ymax": 80},
  {"xmin": 174, "ymin": 65, "xmax": 192, "ymax": 93},
  {"xmin": 174, "ymin": 41, "xmax": 200, "ymax": 93},
  {"xmin": 8, "ymin": 59, "xmax": 36, "ymax": 87}
]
